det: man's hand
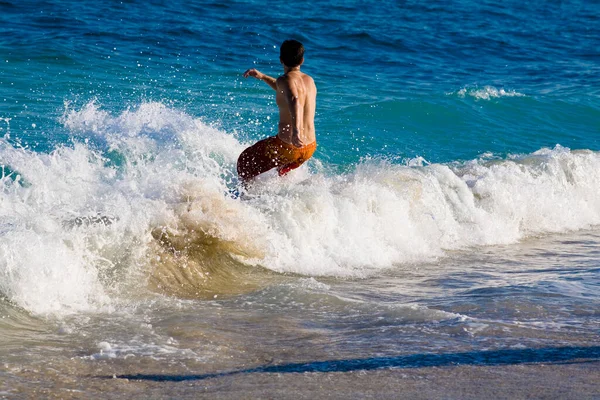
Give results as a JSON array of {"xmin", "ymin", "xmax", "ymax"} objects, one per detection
[
  {"xmin": 243, "ymin": 69, "xmax": 277, "ymax": 91},
  {"xmin": 292, "ymin": 128, "xmax": 303, "ymax": 148},
  {"xmin": 243, "ymin": 69, "xmax": 263, "ymax": 79}
]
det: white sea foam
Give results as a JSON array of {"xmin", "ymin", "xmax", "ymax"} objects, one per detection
[
  {"xmin": 1, "ymin": 102, "xmax": 599, "ymax": 315},
  {"xmin": 456, "ymin": 86, "xmax": 525, "ymax": 100},
  {"xmin": 85, "ymin": 338, "xmax": 197, "ymax": 361}
]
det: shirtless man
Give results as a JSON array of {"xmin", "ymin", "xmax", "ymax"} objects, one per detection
[{"xmin": 237, "ymin": 40, "xmax": 317, "ymax": 185}]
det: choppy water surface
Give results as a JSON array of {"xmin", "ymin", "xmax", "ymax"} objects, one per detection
[{"xmin": 1, "ymin": 0, "xmax": 599, "ymax": 397}]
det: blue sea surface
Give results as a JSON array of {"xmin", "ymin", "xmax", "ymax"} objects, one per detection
[
  {"xmin": 1, "ymin": 0, "xmax": 598, "ymax": 162},
  {"xmin": 1, "ymin": 1, "xmax": 600, "ymax": 397}
]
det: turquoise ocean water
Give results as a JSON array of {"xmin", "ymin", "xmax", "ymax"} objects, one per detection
[{"xmin": 1, "ymin": 0, "xmax": 599, "ymax": 397}]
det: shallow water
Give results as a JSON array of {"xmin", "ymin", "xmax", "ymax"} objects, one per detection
[{"xmin": 2, "ymin": 230, "xmax": 599, "ymax": 397}]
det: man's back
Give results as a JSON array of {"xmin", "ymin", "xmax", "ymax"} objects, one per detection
[{"xmin": 276, "ymin": 70, "xmax": 317, "ymax": 147}]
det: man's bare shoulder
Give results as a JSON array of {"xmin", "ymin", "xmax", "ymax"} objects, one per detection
[
  {"xmin": 277, "ymin": 72, "xmax": 315, "ymax": 92},
  {"xmin": 276, "ymin": 74, "xmax": 292, "ymax": 89},
  {"xmin": 302, "ymin": 74, "xmax": 316, "ymax": 88}
]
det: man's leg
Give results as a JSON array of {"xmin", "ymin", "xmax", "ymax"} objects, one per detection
[
  {"xmin": 277, "ymin": 142, "xmax": 317, "ymax": 176},
  {"xmin": 277, "ymin": 161, "xmax": 303, "ymax": 176},
  {"xmin": 237, "ymin": 137, "xmax": 282, "ymax": 184}
]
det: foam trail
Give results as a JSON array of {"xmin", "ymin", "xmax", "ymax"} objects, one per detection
[
  {"xmin": 454, "ymin": 86, "xmax": 525, "ymax": 100},
  {"xmin": 1, "ymin": 102, "xmax": 599, "ymax": 315}
]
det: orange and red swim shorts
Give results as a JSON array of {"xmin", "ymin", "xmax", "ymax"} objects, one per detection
[{"xmin": 237, "ymin": 136, "xmax": 316, "ymax": 183}]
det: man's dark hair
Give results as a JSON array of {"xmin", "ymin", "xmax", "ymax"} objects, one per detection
[{"xmin": 280, "ymin": 40, "xmax": 305, "ymax": 68}]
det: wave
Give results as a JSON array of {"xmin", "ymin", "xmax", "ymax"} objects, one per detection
[
  {"xmin": 1, "ymin": 101, "xmax": 599, "ymax": 315},
  {"xmin": 453, "ymin": 85, "xmax": 526, "ymax": 100}
]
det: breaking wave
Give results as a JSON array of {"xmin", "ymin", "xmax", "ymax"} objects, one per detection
[{"xmin": 1, "ymin": 102, "xmax": 598, "ymax": 315}]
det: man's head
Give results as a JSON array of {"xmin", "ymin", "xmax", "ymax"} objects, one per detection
[{"xmin": 280, "ymin": 40, "xmax": 304, "ymax": 68}]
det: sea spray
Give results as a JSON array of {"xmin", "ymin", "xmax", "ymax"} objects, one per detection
[{"xmin": 1, "ymin": 102, "xmax": 599, "ymax": 315}]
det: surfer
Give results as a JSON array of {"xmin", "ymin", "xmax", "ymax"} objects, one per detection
[{"xmin": 237, "ymin": 40, "xmax": 317, "ymax": 186}]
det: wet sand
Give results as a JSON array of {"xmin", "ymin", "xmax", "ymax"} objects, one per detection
[{"xmin": 3, "ymin": 354, "xmax": 599, "ymax": 399}]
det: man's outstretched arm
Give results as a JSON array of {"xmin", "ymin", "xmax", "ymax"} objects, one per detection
[{"xmin": 243, "ymin": 69, "xmax": 277, "ymax": 91}]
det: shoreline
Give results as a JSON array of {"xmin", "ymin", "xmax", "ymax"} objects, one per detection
[{"xmin": 3, "ymin": 359, "xmax": 599, "ymax": 399}]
